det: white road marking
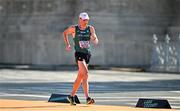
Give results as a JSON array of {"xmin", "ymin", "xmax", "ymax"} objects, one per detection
[
  {"xmin": 1, "ymin": 93, "xmax": 180, "ymax": 100},
  {"xmin": 0, "ymin": 93, "xmax": 49, "ymax": 98}
]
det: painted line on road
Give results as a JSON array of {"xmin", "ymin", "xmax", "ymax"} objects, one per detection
[
  {"xmin": 0, "ymin": 93, "xmax": 49, "ymax": 98},
  {"xmin": 1, "ymin": 93, "xmax": 180, "ymax": 100},
  {"xmin": 169, "ymin": 91, "xmax": 180, "ymax": 93},
  {"xmin": 93, "ymin": 96, "xmax": 180, "ymax": 100}
]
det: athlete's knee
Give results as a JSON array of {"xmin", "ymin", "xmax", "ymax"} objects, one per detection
[
  {"xmin": 78, "ymin": 72, "xmax": 84, "ymax": 79},
  {"xmin": 83, "ymin": 73, "xmax": 88, "ymax": 80},
  {"xmin": 79, "ymin": 68, "xmax": 88, "ymax": 74},
  {"xmin": 83, "ymin": 69, "xmax": 88, "ymax": 74}
]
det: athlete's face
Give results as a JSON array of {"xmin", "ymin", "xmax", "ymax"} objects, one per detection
[{"xmin": 79, "ymin": 18, "xmax": 89, "ymax": 27}]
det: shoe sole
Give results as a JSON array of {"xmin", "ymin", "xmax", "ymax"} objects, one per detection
[
  {"xmin": 87, "ymin": 99, "xmax": 95, "ymax": 105},
  {"xmin": 67, "ymin": 96, "xmax": 76, "ymax": 105}
]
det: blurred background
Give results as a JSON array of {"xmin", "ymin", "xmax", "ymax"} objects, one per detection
[
  {"xmin": 0, "ymin": 0, "xmax": 180, "ymax": 108},
  {"xmin": 0, "ymin": 0, "xmax": 180, "ymax": 73}
]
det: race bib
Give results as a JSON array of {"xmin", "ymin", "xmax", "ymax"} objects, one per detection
[{"xmin": 79, "ymin": 41, "xmax": 90, "ymax": 48}]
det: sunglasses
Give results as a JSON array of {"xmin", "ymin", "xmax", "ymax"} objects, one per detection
[{"xmin": 80, "ymin": 18, "xmax": 89, "ymax": 21}]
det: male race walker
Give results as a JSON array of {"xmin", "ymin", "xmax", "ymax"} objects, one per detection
[{"xmin": 63, "ymin": 12, "xmax": 99, "ymax": 105}]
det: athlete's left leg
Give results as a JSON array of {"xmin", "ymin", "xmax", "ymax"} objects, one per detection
[
  {"xmin": 76, "ymin": 60, "xmax": 89, "ymax": 98},
  {"xmin": 82, "ymin": 63, "xmax": 89, "ymax": 98},
  {"xmin": 81, "ymin": 62, "xmax": 95, "ymax": 104}
]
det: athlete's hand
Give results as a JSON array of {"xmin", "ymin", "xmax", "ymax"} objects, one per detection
[{"xmin": 66, "ymin": 45, "xmax": 71, "ymax": 52}]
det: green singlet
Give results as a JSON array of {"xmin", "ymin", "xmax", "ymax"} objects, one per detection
[{"xmin": 73, "ymin": 25, "xmax": 91, "ymax": 54}]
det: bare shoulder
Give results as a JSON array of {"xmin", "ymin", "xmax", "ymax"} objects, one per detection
[
  {"xmin": 65, "ymin": 25, "xmax": 75, "ymax": 33},
  {"xmin": 68, "ymin": 25, "xmax": 75, "ymax": 30}
]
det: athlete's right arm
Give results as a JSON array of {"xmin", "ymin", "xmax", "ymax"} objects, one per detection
[{"xmin": 63, "ymin": 25, "xmax": 75, "ymax": 52}]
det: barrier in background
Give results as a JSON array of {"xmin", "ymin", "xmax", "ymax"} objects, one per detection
[{"xmin": 151, "ymin": 34, "xmax": 180, "ymax": 72}]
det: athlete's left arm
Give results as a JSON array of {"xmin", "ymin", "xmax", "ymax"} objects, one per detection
[{"xmin": 90, "ymin": 26, "xmax": 99, "ymax": 45}]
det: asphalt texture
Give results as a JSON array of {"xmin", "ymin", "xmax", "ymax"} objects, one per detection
[{"xmin": 0, "ymin": 69, "xmax": 180, "ymax": 109}]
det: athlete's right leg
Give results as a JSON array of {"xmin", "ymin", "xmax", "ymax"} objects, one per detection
[
  {"xmin": 71, "ymin": 60, "xmax": 88, "ymax": 96},
  {"xmin": 78, "ymin": 60, "xmax": 95, "ymax": 104},
  {"xmin": 71, "ymin": 71, "xmax": 83, "ymax": 97},
  {"xmin": 68, "ymin": 62, "xmax": 84, "ymax": 105},
  {"xmin": 79, "ymin": 61, "xmax": 89, "ymax": 98}
]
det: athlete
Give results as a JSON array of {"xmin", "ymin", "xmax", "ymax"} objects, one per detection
[{"xmin": 63, "ymin": 12, "xmax": 98, "ymax": 105}]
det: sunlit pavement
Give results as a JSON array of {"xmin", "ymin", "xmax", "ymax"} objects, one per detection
[{"xmin": 0, "ymin": 69, "xmax": 180, "ymax": 109}]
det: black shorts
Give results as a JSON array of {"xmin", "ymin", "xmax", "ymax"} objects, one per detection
[{"xmin": 75, "ymin": 52, "xmax": 91, "ymax": 64}]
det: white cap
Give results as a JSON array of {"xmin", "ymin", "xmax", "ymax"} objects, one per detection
[{"xmin": 79, "ymin": 12, "xmax": 89, "ymax": 20}]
